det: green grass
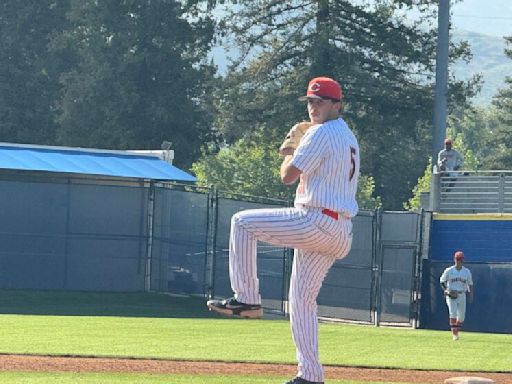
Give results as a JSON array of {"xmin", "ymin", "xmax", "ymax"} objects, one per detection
[
  {"xmin": 0, "ymin": 372, "xmax": 397, "ymax": 384},
  {"xmin": 0, "ymin": 290, "xmax": 510, "ymax": 375},
  {"xmin": 0, "ymin": 290, "xmax": 215, "ymax": 318},
  {"xmin": 0, "ymin": 313, "xmax": 511, "ymax": 372}
]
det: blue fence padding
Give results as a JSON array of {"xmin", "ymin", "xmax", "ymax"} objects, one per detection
[
  {"xmin": 430, "ymin": 218, "xmax": 512, "ymax": 262},
  {"xmin": 0, "ymin": 180, "xmax": 148, "ymax": 291}
]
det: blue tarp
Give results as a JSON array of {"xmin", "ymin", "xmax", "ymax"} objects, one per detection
[{"xmin": 0, "ymin": 143, "xmax": 196, "ymax": 182}]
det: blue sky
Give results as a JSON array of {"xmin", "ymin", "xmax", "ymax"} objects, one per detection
[
  {"xmin": 452, "ymin": 0, "xmax": 512, "ymax": 37},
  {"xmin": 211, "ymin": 1, "xmax": 512, "ymax": 69}
]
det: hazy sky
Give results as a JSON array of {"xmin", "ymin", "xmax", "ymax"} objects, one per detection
[
  {"xmin": 212, "ymin": 1, "xmax": 512, "ymax": 75},
  {"xmin": 452, "ymin": 0, "xmax": 512, "ymax": 37}
]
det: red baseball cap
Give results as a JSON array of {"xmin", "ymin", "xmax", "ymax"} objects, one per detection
[
  {"xmin": 299, "ymin": 77, "xmax": 342, "ymax": 102},
  {"xmin": 444, "ymin": 138, "xmax": 453, "ymax": 145},
  {"xmin": 454, "ymin": 251, "xmax": 464, "ymax": 260}
]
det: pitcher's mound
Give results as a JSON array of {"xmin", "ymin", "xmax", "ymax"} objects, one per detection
[{"xmin": 445, "ymin": 377, "xmax": 495, "ymax": 384}]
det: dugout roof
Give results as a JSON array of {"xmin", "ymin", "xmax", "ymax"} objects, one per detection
[{"xmin": 0, "ymin": 142, "xmax": 196, "ymax": 182}]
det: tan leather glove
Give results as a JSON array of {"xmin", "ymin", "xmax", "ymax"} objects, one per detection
[
  {"xmin": 279, "ymin": 122, "xmax": 313, "ymax": 157},
  {"xmin": 444, "ymin": 290, "xmax": 458, "ymax": 299}
]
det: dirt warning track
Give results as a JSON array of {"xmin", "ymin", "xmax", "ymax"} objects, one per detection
[{"xmin": 0, "ymin": 355, "xmax": 510, "ymax": 383}]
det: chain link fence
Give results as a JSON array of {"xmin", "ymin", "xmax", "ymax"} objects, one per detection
[{"xmin": 0, "ymin": 173, "xmax": 421, "ymax": 326}]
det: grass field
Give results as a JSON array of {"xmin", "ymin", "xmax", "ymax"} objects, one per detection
[
  {"xmin": 0, "ymin": 290, "xmax": 510, "ymax": 383},
  {"xmin": 0, "ymin": 372, "xmax": 396, "ymax": 384}
]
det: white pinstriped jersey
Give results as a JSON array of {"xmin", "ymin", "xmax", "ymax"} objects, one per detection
[
  {"xmin": 291, "ymin": 118, "xmax": 360, "ymax": 217},
  {"xmin": 440, "ymin": 266, "xmax": 473, "ymax": 292}
]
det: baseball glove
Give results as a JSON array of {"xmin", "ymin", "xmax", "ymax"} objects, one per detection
[
  {"xmin": 444, "ymin": 290, "xmax": 458, "ymax": 299},
  {"xmin": 279, "ymin": 121, "xmax": 313, "ymax": 156}
]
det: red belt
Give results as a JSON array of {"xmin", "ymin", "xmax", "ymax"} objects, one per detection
[{"xmin": 321, "ymin": 208, "xmax": 339, "ymax": 220}]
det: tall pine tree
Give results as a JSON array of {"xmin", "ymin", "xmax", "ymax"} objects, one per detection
[
  {"xmin": 52, "ymin": 0, "xmax": 216, "ymax": 168},
  {"xmin": 0, "ymin": 1, "xmax": 69, "ymax": 144},
  {"xmin": 208, "ymin": 0, "xmax": 476, "ymax": 208},
  {"xmin": 483, "ymin": 35, "xmax": 512, "ymax": 169}
]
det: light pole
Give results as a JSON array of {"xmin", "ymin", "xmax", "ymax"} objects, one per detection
[{"xmin": 432, "ymin": 0, "xmax": 450, "ymax": 171}]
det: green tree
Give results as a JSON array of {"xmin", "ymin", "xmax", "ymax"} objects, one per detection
[
  {"xmin": 0, "ymin": 1, "xmax": 68, "ymax": 144},
  {"xmin": 403, "ymin": 157, "xmax": 432, "ymax": 211},
  {"xmin": 481, "ymin": 35, "xmax": 512, "ymax": 169},
  {"xmin": 192, "ymin": 136, "xmax": 289, "ymax": 200},
  {"xmin": 52, "ymin": 0, "xmax": 216, "ymax": 168},
  {"xmin": 192, "ymin": 136, "xmax": 382, "ymax": 210},
  {"xmin": 448, "ymin": 105, "xmax": 500, "ymax": 168},
  {"xmin": 206, "ymin": 0, "xmax": 476, "ymax": 209}
]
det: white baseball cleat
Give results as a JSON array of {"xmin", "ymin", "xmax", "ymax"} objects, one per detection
[{"xmin": 452, "ymin": 335, "xmax": 459, "ymax": 341}]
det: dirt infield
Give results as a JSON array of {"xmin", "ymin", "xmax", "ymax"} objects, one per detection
[{"xmin": 0, "ymin": 355, "xmax": 510, "ymax": 383}]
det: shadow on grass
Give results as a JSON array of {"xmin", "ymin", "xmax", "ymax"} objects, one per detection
[{"xmin": 0, "ymin": 289, "xmax": 220, "ymax": 318}]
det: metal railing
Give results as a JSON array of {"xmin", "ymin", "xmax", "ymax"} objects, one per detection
[{"xmin": 430, "ymin": 170, "xmax": 512, "ymax": 213}]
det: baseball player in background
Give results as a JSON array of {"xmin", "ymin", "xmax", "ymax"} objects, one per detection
[
  {"xmin": 207, "ymin": 76, "xmax": 360, "ymax": 384},
  {"xmin": 440, "ymin": 251, "xmax": 473, "ymax": 341}
]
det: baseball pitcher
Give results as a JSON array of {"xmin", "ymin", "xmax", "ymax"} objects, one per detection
[{"xmin": 207, "ymin": 76, "xmax": 359, "ymax": 384}]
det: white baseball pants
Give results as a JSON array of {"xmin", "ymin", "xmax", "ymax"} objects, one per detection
[
  {"xmin": 446, "ymin": 293, "xmax": 467, "ymax": 322},
  {"xmin": 229, "ymin": 206, "xmax": 353, "ymax": 382}
]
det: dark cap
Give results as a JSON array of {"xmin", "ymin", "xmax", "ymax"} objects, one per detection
[{"xmin": 299, "ymin": 77, "xmax": 342, "ymax": 102}]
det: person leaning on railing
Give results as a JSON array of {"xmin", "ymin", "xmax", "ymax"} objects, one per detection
[{"xmin": 437, "ymin": 138, "xmax": 464, "ymax": 176}]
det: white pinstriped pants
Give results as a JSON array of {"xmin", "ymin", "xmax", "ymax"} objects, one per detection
[{"xmin": 229, "ymin": 206, "xmax": 353, "ymax": 382}]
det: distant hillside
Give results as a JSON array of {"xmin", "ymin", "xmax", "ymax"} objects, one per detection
[
  {"xmin": 452, "ymin": 30, "xmax": 512, "ymax": 105},
  {"xmin": 452, "ymin": 0, "xmax": 512, "ymax": 38},
  {"xmin": 211, "ymin": 29, "xmax": 511, "ymax": 106}
]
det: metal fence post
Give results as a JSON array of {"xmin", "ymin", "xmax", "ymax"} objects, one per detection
[
  {"xmin": 203, "ymin": 186, "xmax": 213, "ymax": 299},
  {"xmin": 63, "ymin": 178, "xmax": 72, "ymax": 289},
  {"xmin": 144, "ymin": 181, "xmax": 155, "ymax": 292},
  {"xmin": 373, "ymin": 208, "xmax": 383, "ymax": 326},
  {"xmin": 430, "ymin": 171, "xmax": 440, "ymax": 212},
  {"xmin": 281, "ymin": 198, "xmax": 295, "ymax": 315},
  {"xmin": 498, "ymin": 173, "xmax": 505, "ymax": 213},
  {"xmin": 281, "ymin": 247, "xmax": 293, "ymax": 316},
  {"xmin": 207, "ymin": 187, "xmax": 219, "ymax": 300},
  {"xmin": 411, "ymin": 210, "xmax": 424, "ymax": 329}
]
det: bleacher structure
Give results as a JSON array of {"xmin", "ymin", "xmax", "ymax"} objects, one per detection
[{"xmin": 428, "ymin": 171, "xmax": 512, "ymax": 213}]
